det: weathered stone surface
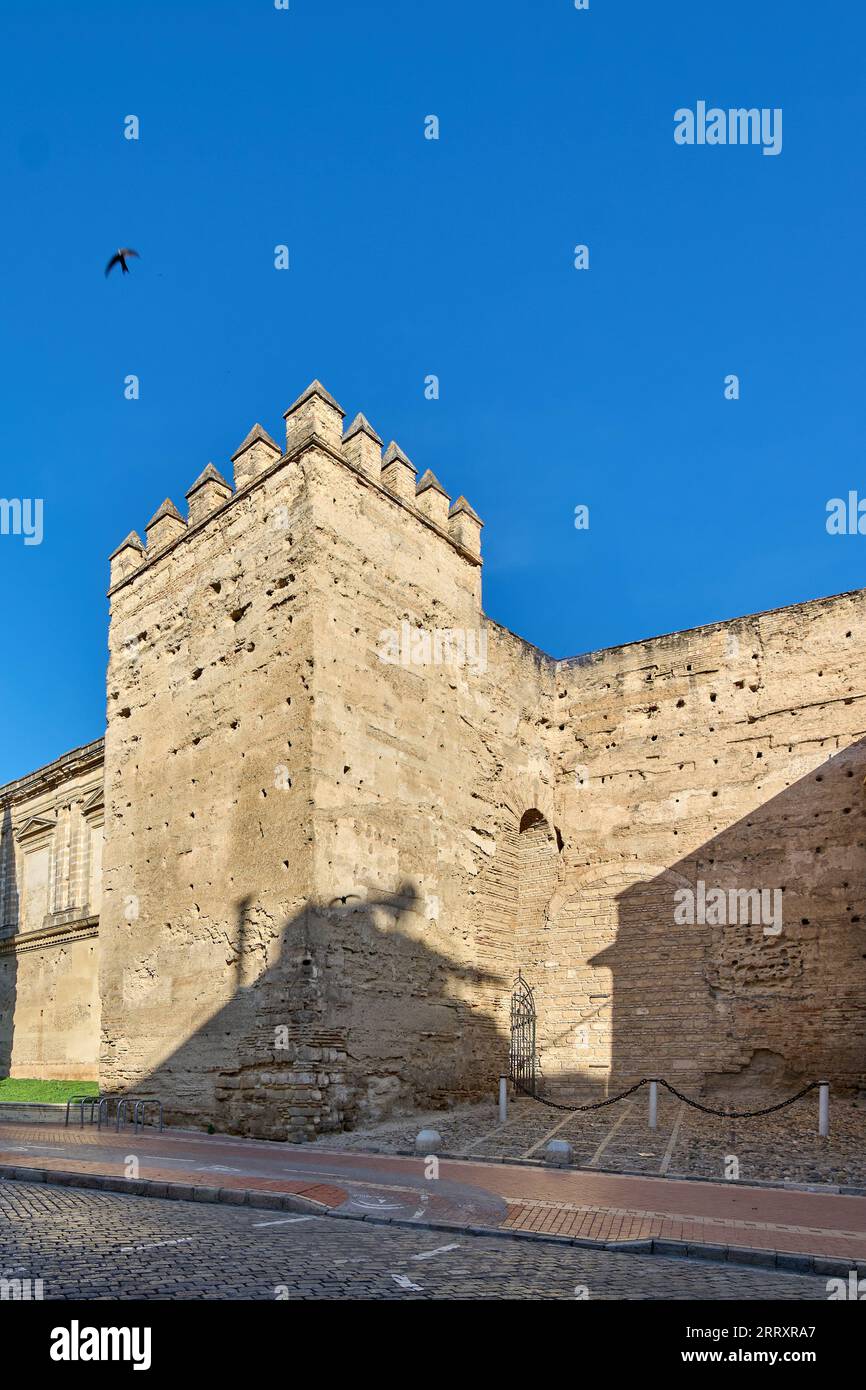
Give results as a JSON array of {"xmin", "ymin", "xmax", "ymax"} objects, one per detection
[
  {"xmin": 2, "ymin": 377, "xmax": 865, "ymax": 1142},
  {"xmin": 0, "ymin": 741, "xmax": 103, "ymax": 1080}
]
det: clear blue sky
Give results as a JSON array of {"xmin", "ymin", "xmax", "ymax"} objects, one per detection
[{"xmin": 1, "ymin": 0, "xmax": 863, "ymax": 785}]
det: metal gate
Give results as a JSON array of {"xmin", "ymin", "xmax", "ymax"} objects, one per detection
[{"xmin": 509, "ymin": 972, "xmax": 537, "ymax": 1095}]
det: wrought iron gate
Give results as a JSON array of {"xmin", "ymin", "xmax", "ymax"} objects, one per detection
[{"xmin": 509, "ymin": 972, "xmax": 537, "ymax": 1095}]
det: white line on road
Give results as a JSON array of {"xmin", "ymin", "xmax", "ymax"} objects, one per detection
[
  {"xmin": 391, "ymin": 1273, "xmax": 423, "ymax": 1291},
  {"xmin": 120, "ymin": 1237, "xmax": 195, "ymax": 1252},
  {"xmin": 410, "ymin": 1244, "xmax": 461, "ymax": 1261},
  {"xmin": 252, "ymin": 1216, "xmax": 315, "ymax": 1227}
]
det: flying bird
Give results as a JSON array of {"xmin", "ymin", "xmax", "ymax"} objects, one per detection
[{"xmin": 105, "ymin": 248, "xmax": 140, "ymax": 277}]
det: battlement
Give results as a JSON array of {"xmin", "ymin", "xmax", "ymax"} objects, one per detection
[{"xmin": 108, "ymin": 379, "xmax": 483, "ymax": 591}]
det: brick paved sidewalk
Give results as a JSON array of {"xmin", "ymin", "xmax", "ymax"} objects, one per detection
[{"xmin": 1, "ymin": 1121, "xmax": 864, "ymax": 1267}]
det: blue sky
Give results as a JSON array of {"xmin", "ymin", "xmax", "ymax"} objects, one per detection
[{"xmin": 1, "ymin": 0, "xmax": 864, "ymax": 784}]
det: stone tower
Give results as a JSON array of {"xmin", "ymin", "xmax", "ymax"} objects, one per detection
[{"xmin": 101, "ymin": 381, "xmax": 553, "ymax": 1138}]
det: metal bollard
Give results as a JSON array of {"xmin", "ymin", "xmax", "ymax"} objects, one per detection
[
  {"xmin": 499, "ymin": 1076, "xmax": 508, "ymax": 1124},
  {"xmin": 648, "ymin": 1080, "xmax": 658, "ymax": 1131},
  {"xmin": 818, "ymin": 1082, "xmax": 830, "ymax": 1138}
]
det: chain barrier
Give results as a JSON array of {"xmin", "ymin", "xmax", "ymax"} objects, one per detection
[
  {"xmin": 510, "ymin": 1074, "xmax": 649, "ymax": 1112},
  {"xmin": 656, "ymin": 1077, "xmax": 819, "ymax": 1119},
  {"xmin": 510, "ymin": 1073, "xmax": 819, "ymax": 1119}
]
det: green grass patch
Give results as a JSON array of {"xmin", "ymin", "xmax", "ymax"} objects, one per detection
[{"xmin": 0, "ymin": 1078, "xmax": 99, "ymax": 1103}]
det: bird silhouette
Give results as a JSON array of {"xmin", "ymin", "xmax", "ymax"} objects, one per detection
[{"xmin": 105, "ymin": 248, "xmax": 140, "ymax": 277}]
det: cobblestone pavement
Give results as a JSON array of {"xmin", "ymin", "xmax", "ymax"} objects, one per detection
[
  {"xmin": 3, "ymin": 1120, "xmax": 865, "ymax": 1262},
  {"xmin": 0, "ymin": 1179, "xmax": 832, "ymax": 1300},
  {"xmin": 308, "ymin": 1090, "xmax": 866, "ymax": 1188}
]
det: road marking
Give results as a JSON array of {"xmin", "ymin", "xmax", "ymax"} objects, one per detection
[
  {"xmin": 349, "ymin": 1194, "xmax": 403, "ymax": 1211},
  {"xmin": 280, "ymin": 1164, "xmax": 427, "ymax": 1201},
  {"xmin": 120, "ymin": 1237, "xmax": 195, "ymax": 1252},
  {"xmin": 659, "ymin": 1103, "xmax": 685, "ymax": 1175},
  {"xmin": 391, "ymin": 1273, "xmax": 423, "ymax": 1290},
  {"xmin": 587, "ymin": 1098, "xmax": 636, "ymax": 1168},
  {"xmin": 410, "ymin": 1192, "xmax": 430, "ymax": 1219},
  {"xmin": 410, "ymin": 1244, "xmax": 461, "ymax": 1261},
  {"xmin": 252, "ymin": 1216, "xmax": 315, "ymax": 1227}
]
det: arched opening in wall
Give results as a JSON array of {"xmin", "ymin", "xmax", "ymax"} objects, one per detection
[
  {"xmin": 516, "ymin": 810, "xmax": 560, "ymax": 956},
  {"xmin": 515, "ymin": 811, "xmax": 561, "ymax": 1079},
  {"xmin": 469, "ymin": 803, "xmax": 561, "ymax": 1090}
]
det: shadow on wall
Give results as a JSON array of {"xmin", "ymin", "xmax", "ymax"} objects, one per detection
[
  {"xmin": 527, "ymin": 738, "xmax": 866, "ymax": 1101},
  {"xmin": 121, "ymin": 882, "xmax": 508, "ymax": 1140},
  {"xmin": 0, "ymin": 805, "xmax": 19, "ymax": 1078}
]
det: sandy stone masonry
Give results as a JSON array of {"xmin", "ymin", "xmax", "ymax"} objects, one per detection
[
  {"xmin": 2, "ymin": 376, "xmax": 865, "ymax": 1138},
  {"xmin": 0, "ymin": 740, "xmax": 103, "ymax": 1080}
]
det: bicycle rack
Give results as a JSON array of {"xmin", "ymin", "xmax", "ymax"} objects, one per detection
[
  {"xmin": 64, "ymin": 1095, "xmax": 99, "ymax": 1129},
  {"xmin": 96, "ymin": 1096, "xmax": 116, "ymax": 1130},
  {"xmin": 133, "ymin": 1099, "xmax": 164, "ymax": 1133},
  {"xmin": 114, "ymin": 1096, "xmax": 164, "ymax": 1132},
  {"xmin": 115, "ymin": 1096, "xmax": 145, "ymax": 1131}
]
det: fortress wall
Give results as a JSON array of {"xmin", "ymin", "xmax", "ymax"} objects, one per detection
[
  {"xmin": 539, "ymin": 589, "xmax": 866, "ymax": 1094},
  {"xmin": 101, "ymin": 438, "xmax": 319, "ymax": 1129},
  {"xmin": 12, "ymin": 376, "xmax": 858, "ymax": 1130}
]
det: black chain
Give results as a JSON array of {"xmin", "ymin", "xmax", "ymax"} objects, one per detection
[
  {"xmin": 510, "ymin": 1075, "xmax": 649, "ymax": 1111},
  {"xmin": 656, "ymin": 1078, "xmax": 819, "ymax": 1119},
  {"xmin": 509, "ymin": 1074, "xmax": 820, "ymax": 1119}
]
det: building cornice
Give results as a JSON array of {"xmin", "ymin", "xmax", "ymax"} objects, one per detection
[
  {"xmin": 0, "ymin": 914, "xmax": 99, "ymax": 956},
  {"xmin": 0, "ymin": 739, "xmax": 104, "ymax": 807}
]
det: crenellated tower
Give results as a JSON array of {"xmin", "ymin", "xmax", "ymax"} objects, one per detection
[{"xmin": 100, "ymin": 378, "xmax": 505, "ymax": 1139}]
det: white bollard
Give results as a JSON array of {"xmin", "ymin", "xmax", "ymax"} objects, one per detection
[
  {"xmin": 545, "ymin": 1139, "xmax": 573, "ymax": 1168},
  {"xmin": 498, "ymin": 1076, "xmax": 508, "ymax": 1125},
  {"xmin": 818, "ymin": 1082, "xmax": 830, "ymax": 1138},
  {"xmin": 648, "ymin": 1080, "xmax": 658, "ymax": 1131},
  {"xmin": 415, "ymin": 1128, "xmax": 443, "ymax": 1155}
]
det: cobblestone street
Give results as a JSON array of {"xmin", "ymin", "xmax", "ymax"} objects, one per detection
[{"xmin": 0, "ymin": 1179, "xmax": 833, "ymax": 1301}]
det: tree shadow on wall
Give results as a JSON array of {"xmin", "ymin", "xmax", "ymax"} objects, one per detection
[
  {"xmin": 126, "ymin": 882, "xmax": 508, "ymax": 1139},
  {"xmin": 592, "ymin": 737, "xmax": 866, "ymax": 1096}
]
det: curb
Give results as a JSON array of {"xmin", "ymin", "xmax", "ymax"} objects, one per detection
[
  {"xmin": 0, "ymin": 1163, "xmax": 327, "ymax": 1217},
  {"xmin": 2, "ymin": 1162, "xmax": 864, "ymax": 1278}
]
